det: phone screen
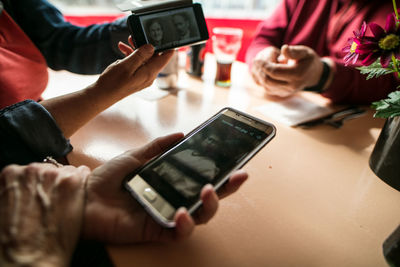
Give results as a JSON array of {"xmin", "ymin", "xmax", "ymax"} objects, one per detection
[
  {"xmin": 137, "ymin": 5, "xmax": 205, "ymax": 51},
  {"xmin": 125, "ymin": 108, "xmax": 275, "ymax": 225}
]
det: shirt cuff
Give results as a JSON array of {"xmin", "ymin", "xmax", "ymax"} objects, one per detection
[{"xmin": 0, "ymin": 100, "xmax": 72, "ymax": 168}]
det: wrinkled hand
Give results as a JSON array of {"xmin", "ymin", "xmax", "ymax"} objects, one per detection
[
  {"xmin": 0, "ymin": 163, "xmax": 89, "ymax": 267},
  {"xmin": 89, "ymin": 37, "xmax": 173, "ymax": 102},
  {"xmin": 83, "ymin": 133, "xmax": 248, "ymax": 244},
  {"xmin": 251, "ymin": 45, "xmax": 324, "ymax": 97},
  {"xmin": 251, "ymin": 46, "xmax": 281, "ymax": 83}
]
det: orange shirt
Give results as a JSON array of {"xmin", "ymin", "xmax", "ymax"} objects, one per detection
[{"xmin": 0, "ymin": 10, "xmax": 48, "ymax": 109}]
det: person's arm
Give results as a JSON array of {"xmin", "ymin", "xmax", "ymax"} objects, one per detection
[
  {"xmin": 0, "ymin": 100, "xmax": 72, "ymax": 169},
  {"xmin": 41, "ymin": 45, "xmax": 173, "ymax": 138},
  {"xmin": 245, "ymin": 0, "xmax": 304, "ymax": 97},
  {"xmin": 0, "ymin": 45, "xmax": 172, "ymax": 168},
  {"xmin": 245, "ymin": 0, "xmax": 295, "ymax": 67},
  {"xmin": 4, "ymin": 0, "xmax": 129, "ymax": 74}
]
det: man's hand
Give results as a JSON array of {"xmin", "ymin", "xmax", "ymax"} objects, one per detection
[
  {"xmin": 251, "ymin": 45, "xmax": 325, "ymax": 97},
  {"xmin": 83, "ymin": 133, "xmax": 248, "ymax": 244}
]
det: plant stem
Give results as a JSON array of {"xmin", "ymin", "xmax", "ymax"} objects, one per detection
[
  {"xmin": 392, "ymin": 54, "xmax": 400, "ymax": 78},
  {"xmin": 393, "ymin": 0, "xmax": 400, "ymax": 26}
]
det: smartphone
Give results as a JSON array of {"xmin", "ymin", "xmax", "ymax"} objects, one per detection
[
  {"xmin": 124, "ymin": 107, "xmax": 276, "ymax": 227},
  {"xmin": 127, "ymin": 3, "xmax": 209, "ymax": 53}
]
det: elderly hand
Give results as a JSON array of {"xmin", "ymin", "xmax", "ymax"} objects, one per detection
[
  {"xmin": 83, "ymin": 133, "xmax": 248, "ymax": 244},
  {"xmin": 251, "ymin": 45, "xmax": 325, "ymax": 97},
  {"xmin": 251, "ymin": 46, "xmax": 281, "ymax": 88},
  {"xmin": 0, "ymin": 163, "xmax": 89, "ymax": 267}
]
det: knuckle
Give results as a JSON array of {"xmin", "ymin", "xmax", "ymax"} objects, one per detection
[
  {"xmin": 103, "ymin": 64, "xmax": 114, "ymax": 73},
  {"xmin": 0, "ymin": 165, "xmax": 19, "ymax": 181},
  {"xmin": 23, "ymin": 164, "xmax": 41, "ymax": 182},
  {"xmin": 25, "ymin": 163, "xmax": 41, "ymax": 173},
  {"xmin": 109, "ymin": 59, "xmax": 130, "ymax": 76},
  {"xmin": 57, "ymin": 167, "xmax": 85, "ymax": 190},
  {"xmin": 58, "ymin": 175, "xmax": 80, "ymax": 190},
  {"xmin": 42, "ymin": 168, "xmax": 59, "ymax": 184},
  {"xmin": 1, "ymin": 164, "xmax": 18, "ymax": 175},
  {"xmin": 78, "ymin": 165, "xmax": 91, "ymax": 174},
  {"xmin": 134, "ymin": 50, "xmax": 150, "ymax": 65}
]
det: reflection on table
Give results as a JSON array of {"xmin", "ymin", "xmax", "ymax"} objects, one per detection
[{"xmin": 44, "ymin": 53, "xmax": 400, "ymax": 267}]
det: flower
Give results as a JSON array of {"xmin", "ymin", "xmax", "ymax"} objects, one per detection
[
  {"xmin": 343, "ymin": 21, "xmax": 368, "ymax": 66},
  {"xmin": 358, "ymin": 13, "xmax": 400, "ymax": 67},
  {"xmin": 343, "ymin": 1, "xmax": 400, "ymax": 119}
]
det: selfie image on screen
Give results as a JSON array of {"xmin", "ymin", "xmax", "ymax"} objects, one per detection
[
  {"xmin": 140, "ymin": 113, "xmax": 269, "ymax": 208},
  {"xmin": 140, "ymin": 7, "xmax": 201, "ymax": 51}
]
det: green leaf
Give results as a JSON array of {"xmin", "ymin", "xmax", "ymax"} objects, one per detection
[
  {"xmin": 357, "ymin": 60, "xmax": 395, "ymax": 80},
  {"xmin": 372, "ymin": 91, "xmax": 400, "ymax": 118}
]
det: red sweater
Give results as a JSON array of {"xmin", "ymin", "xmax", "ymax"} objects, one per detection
[
  {"xmin": 245, "ymin": 0, "xmax": 397, "ymax": 104},
  {"xmin": 0, "ymin": 10, "xmax": 48, "ymax": 109}
]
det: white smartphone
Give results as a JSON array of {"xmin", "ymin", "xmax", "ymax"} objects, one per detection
[{"xmin": 124, "ymin": 107, "xmax": 276, "ymax": 227}]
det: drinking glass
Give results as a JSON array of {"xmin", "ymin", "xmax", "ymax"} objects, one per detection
[{"xmin": 212, "ymin": 27, "xmax": 243, "ymax": 87}]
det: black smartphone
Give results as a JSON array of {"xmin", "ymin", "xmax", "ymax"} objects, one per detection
[
  {"xmin": 127, "ymin": 3, "xmax": 209, "ymax": 53},
  {"xmin": 124, "ymin": 107, "xmax": 276, "ymax": 227}
]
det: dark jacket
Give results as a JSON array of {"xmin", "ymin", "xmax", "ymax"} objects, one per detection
[
  {"xmin": 1, "ymin": 0, "xmax": 129, "ymax": 74},
  {"xmin": 0, "ymin": 0, "xmax": 130, "ymax": 168}
]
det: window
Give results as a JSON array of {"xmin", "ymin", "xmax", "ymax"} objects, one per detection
[
  {"xmin": 49, "ymin": 0, "xmax": 280, "ymax": 18},
  {"xmin": 198, "ymin": 0, "xmax": 280, "ymax": 19}
]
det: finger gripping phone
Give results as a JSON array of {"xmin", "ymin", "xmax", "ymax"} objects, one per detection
[
  {"xmin": 124, "ymin": 107, "xmax": 276, "ymax": 227},
  {"xmin": 127, "ymin": 3, "xmax": 209, "ymax": 53}
]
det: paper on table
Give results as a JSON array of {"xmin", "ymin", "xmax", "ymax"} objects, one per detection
[{"xmin": 255, "ymin": 95, "xmax": 335, "ymax": 127}]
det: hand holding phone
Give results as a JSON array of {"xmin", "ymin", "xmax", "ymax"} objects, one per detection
[
  {"xmin": 127, "ymin": 3, "xmax": 209, "ymax": 52},
  {"xmin": 83, "ymin": 132, "xmax": 249, "ymax": 243},
  {"xmin": 124, "ymin": 107, "xmax": 276, "ymax": 227}
]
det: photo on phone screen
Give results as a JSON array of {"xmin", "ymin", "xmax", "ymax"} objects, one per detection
[
  {"xmin": 127, "ymin": 3, "xmax": 209, "ymax": 52},
  {"xmin": 124, "ymin": 108, "xmax": 276, "ymax": 227}
]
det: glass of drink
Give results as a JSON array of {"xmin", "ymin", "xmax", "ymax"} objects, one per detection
[{"xmin": 212, "ymin": 27, "xmax": 243, "ymax": 87}]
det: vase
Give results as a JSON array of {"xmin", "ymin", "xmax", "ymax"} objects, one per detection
[
  {"xmin": 369, "ymin": 116, "xmax": 400, "ymax": 191},
  {"xmin": 383, "ymin": 223, "xmax": 400, "ymax": 266}
]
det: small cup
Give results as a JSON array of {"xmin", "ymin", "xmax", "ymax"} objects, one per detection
[
  {"xmin": 156, "ymin": 50, "xmax": 179, "ymax": 89},
  {"xmin": 212, "ymin": 27, "xmax": 243, "ymax": 87}
]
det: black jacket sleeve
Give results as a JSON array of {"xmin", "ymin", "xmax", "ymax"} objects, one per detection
[{"xmin": 0, "ymin": 100, "xmax": 72, "ymax": 169}]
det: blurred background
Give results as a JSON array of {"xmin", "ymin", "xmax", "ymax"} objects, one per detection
[
  {"xmin": 48, "ymin": 0, "xmax": 281, "ymax": 62},
  {"xmin": 49, "ymin": 0, "xmax": 280, "ymax": 18}
]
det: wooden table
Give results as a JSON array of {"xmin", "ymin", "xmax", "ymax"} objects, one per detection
[{"xmin": 45, "ymin": 54, "xmax": 400, "ymax": 267}]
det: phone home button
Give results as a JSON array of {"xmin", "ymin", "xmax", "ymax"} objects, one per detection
[{"xmin": 143, "ymin": 187, "xmax": 157, "ymax": 203}]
